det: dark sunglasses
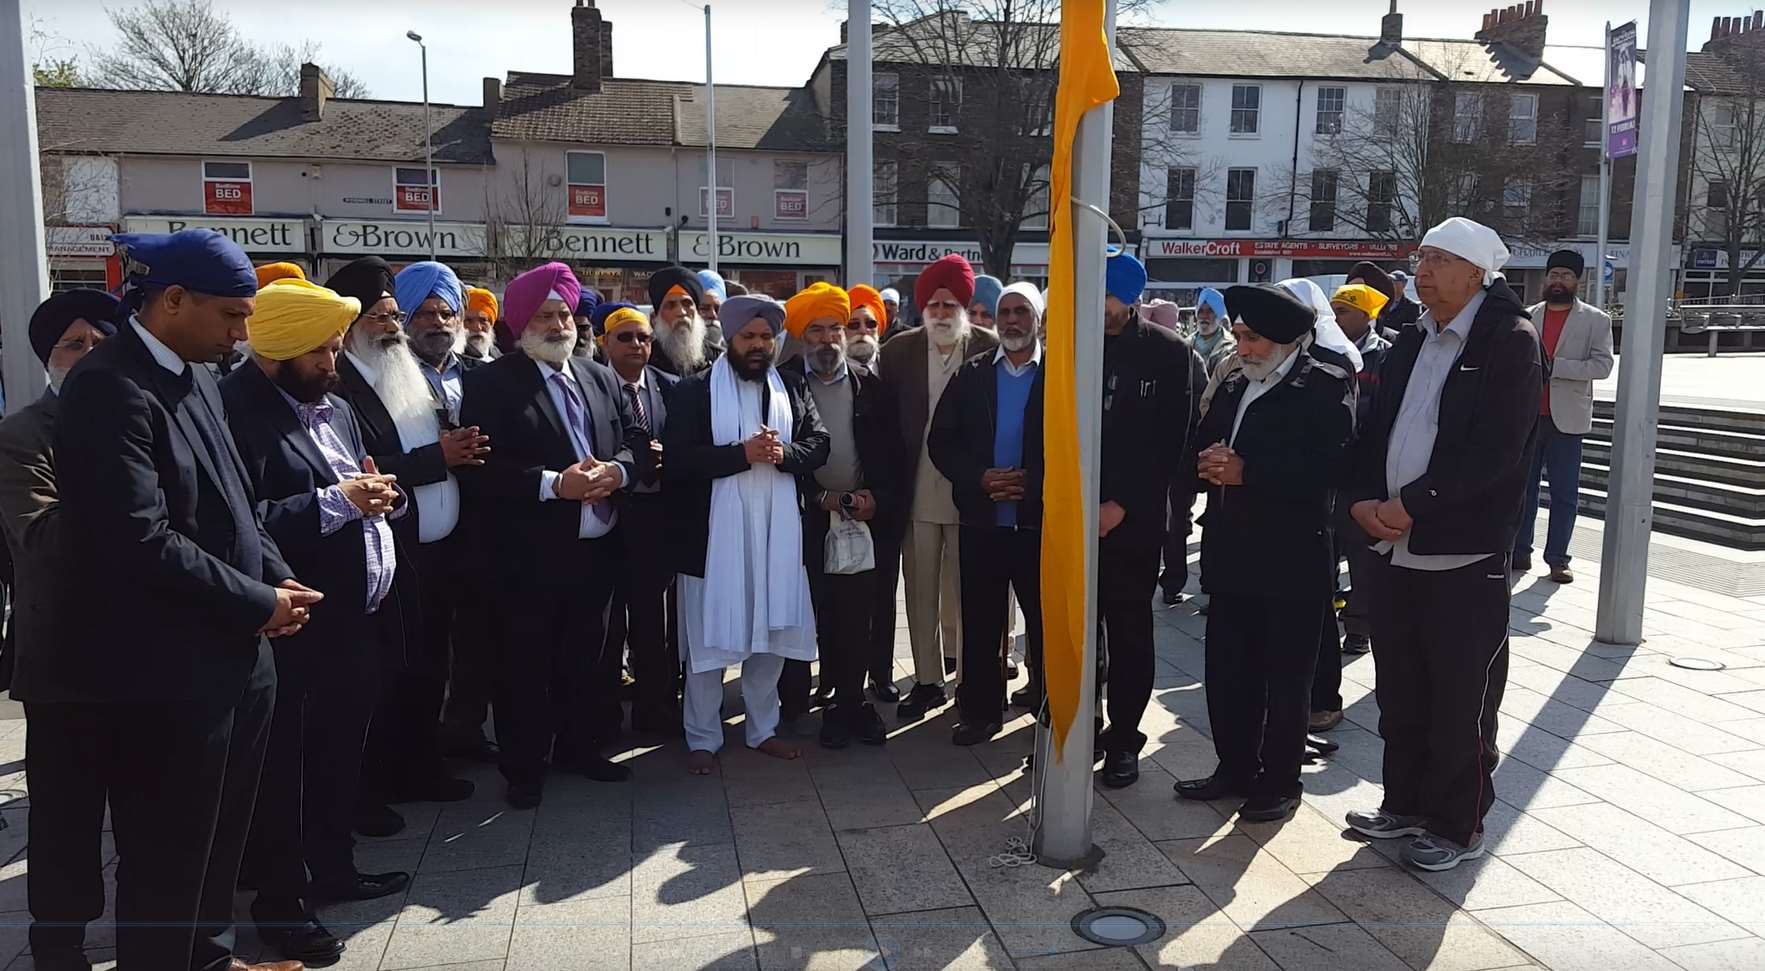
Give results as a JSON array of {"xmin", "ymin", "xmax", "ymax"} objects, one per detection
[{"xmin": 614, "ymin": 331, "xmax": 654, "ymax": 345}]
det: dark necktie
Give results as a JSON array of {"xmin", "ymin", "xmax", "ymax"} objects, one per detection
[
  {"xmin": 552, "ymin": 372, "xmax": 613, "ymax": 523},
  {"xmin": 624, "ymin": 383, "xmax": 650, "ymax": 434}
]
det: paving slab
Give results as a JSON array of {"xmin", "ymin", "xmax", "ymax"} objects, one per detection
[
  {"xmin": 1501, "ymin": 848, "xmax": 1749, "ymax": 949},
  {"xmin": 1526, "ymin": 803, "xmax": 1753, "ymax": 887},
  {"xmin": 1155, "ymin": 833, "xmax": 1346, "ymax": 933},
  {"xmin": 866, "ymin": 906, "xmax": 1013, "ymax": 970},
  {"xmin": 835, "ymin": 823, "xmax": 973, "ymax": 917},
  {"xmin": 1305, "ymin": 867, "xmax": 1530, "ymax": 971},
  {"xmin": 1091, "ymin": 885, "xmax": 1277, "ymax": 971}
]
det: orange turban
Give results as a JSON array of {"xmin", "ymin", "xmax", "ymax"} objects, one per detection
[
  {"xmin": 254, "ymin": 261, "xmax": 306, "ymax": 289},
  {"xmin": 848, "ymin": 284, "xmax": 888, "ymax": 335},
  {"xmin": 784, "ymin": 283, "xmax": 851, "ymax": 338},
  {"xmin": 465, "ymin": 286, "xmax": 499, "ymax": 321}
]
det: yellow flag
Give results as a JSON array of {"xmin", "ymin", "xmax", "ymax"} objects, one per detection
[{"xmin": 1041, "ymin": 1, "xmax": 1120, "ymax": 759}]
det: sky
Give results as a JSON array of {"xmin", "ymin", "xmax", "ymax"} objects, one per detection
[{"xmin": 21, "ymin": 0, "xmax": 1750, "ymax": 105}]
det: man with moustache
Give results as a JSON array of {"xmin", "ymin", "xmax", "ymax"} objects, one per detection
[
  {"xmin": 664, "ymin": 294, "xmax": 829, "ymax": 773},
  {"xmin": 699, "ymin": 269, "xmax": 727, "ymax": 324},
  {"xmin": 224, "ymin": 280, "xmax": 411, "ymax": 964},
  {"xmin": 1161, "ymin": 286, "xmax": 1232, "ymax": 610},
  {"xmin": 462, "ymin": 287, "xmax": 501, "ymax": 360},
  {"xmin": 878, "ymin": 254, "xmax": 996, "ymax": 722},
  {"xmin": 845, "ymin": 283, "xmax": 898, "ymax": 699},
  {"xmin": 776, "ymin": 284, "xmax": 902, "ymax": 747},
  {"xmin": 929, "ymin": 282, "xmax": 1046, "ymax": 742},
  {"xmin": 969, "ymin": 275, "xmax": 1003, "ymax": 331},
  {"xmin": 575, "ymin": 288, "xmax": 602, "ymax": 360},
  {"xmin": 326, "ymin": 257, "xmax": 480, "ymax": 822},
  {"xmin": 460, "ymin": 262, "xmax": 642, "ymax": 808},
  {"xmin": 647, "ymin": 265, "xmax": 724, "ymax": 376},
  {"xmin": 879, "ymin": 287, "xmax": 902, "ymax": 331}
]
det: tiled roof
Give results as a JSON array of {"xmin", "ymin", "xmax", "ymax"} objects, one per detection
[
  {"xmin": 34, "ymin": 87, "xmax": 491, "ymax": 162},
  {"xmin": 1117, "ymin": 28, "xmax": 1438, "ymax": 81},
  {"xmin": 674, "ymin": 84, "xmax": 830, "ymax": 152},
  {"xmin": 491, "ymin": 73, "xmax": 680, "ymax": 146},
  {"xmin": 1685, "ymin": 50, "xmax": 1764, "ymax": 95},
  {"xmin": 829, "ymin": 16, "xmax": 1137, "ymax": 72}
]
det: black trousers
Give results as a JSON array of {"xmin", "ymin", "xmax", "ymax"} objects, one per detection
[
  {"xmin": 23, "ymin": 703, "xmax": 110, "ymax": 958},
  {"xmin": 1160, "ymin": 484, "xmax": 1196, "ymax": 596},
  {"xmin": 606, "ymin": 494, "xmax": 678, "ymax": 722},
  {"xmin": 1311, "ymin": 597, "xmax": 1344, "ymax": 713},
  {"xmin": 1338, "ymin": 505, "xmax": 1376, "ymax": 638},
  {"xmin": 440, "ymin": 540, "xmax": 496, "ymax": 739},
  {"xmin": 365, "ymin": 531, "xmax": 470, "ymax": 793},
  {"xmin": 1369, "ymin": 553, "xmax": 1511, "ymax": 846},
  {"xmin": 1204, "ymin": 592, "xmax": 1321, "ymax": 800},
  {"xmin": 495, "ymin": 543, "xmax": 616, "ymax": 787},
  {"xmin": 956, "ymin": 525, "xmax": 1042, "ymax": 724},
  {"xmin": 780, "ymin": 559, "xmax": 879, "ymax": 723},
  {"xmin": 868, "ymin": 534, "xmax": 903, "ymax": 684},
  {"xmin": 243, "ymin": 615, "xmax": 384, "ymax": 913},
  {"xmin": 1098, "ymin": 542, "xmax": 1160, "ymax": 756}
]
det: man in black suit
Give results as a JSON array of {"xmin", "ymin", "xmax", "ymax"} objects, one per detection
[
  {"xmin": 56, "ymin": 228, "xmax": 319, "ymax": 971},
  {"xmin": 459, "ymin": 262, "xmax": 641, "ymax": 808},
  {"xmin": 594, "ymin": 303, "xmax": 681, "ymax": 735},
  {"xmin": 0, "ymin": 290, "xmax": 117, "ymax": 971},
  {"xmin": 324, "ymin": 257, "xmax": 479, "ymax": 827},
  {"xmin": 224, "ymin": 280, "xmax": 417, "ymax": 964}
]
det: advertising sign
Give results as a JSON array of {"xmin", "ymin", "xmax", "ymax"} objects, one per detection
[
  {"xmin": 1608, "ymin": 21, "xmax": 1639, "ymax": 159},
  {"xmin": 394, "ymin": 184, "xmax": 437, "ymax": 212},
  {"xmin": 203, "ymin": 180, "xmax": 253, "ymax": 215},
  {"xmin": 569, "ymin": 184, "xmax": 607, "ymax": 219}
]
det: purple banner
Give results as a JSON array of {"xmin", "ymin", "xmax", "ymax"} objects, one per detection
[{"xmin": 1608, "ymin": 21, "xmax": 1638, "ymax": 160}]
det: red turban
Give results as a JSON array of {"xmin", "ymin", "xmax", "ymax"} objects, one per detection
[
  {"xmin": 503, "ymin": 261, "xmax": 581, "ymax": 339},
  {"xmin": 915, "ymin": 253, "xmax": 976, "ymax": 310}
]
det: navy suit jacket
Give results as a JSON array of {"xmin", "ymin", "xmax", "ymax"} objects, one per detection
[{"xmin": 55, "ymin": 321, "xmax": 289, "ymax": 702}]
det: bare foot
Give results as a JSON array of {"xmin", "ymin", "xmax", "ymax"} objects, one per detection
[
  {"xmin": 755, "ymin": 736, "xmax": 802, "ymax": 761},
  {"xmin": 686, "ymin": 749, "xmax": 717, "ymax": 775}
]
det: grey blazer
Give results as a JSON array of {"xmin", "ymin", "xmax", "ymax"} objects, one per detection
[{"xmin": 1527, "ymin": 299, "xmax": 1615, "ymax": 435}]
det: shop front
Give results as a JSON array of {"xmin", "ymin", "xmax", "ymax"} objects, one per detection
[
  {"xmin": 684, "ymin": 230, "xmax": 842, "ymax": 299},
  {"xmin": 47, "ymin": 224, "xmax": 122, "ymax": 292},
  {"xmin": 1138, "ymin": 238, "xmax": 1416, "ymax": 306},
  {"xmin": 121, "ymin": 214, "xmax": 311, "ymax": 271}
]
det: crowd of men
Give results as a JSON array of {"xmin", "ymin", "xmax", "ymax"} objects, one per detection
[{"xmin": 0, "ymin": 209, "xmax": 1613, "ymax": 969}]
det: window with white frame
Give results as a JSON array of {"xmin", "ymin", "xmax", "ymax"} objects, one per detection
[
  {"xmin": 1316, "ymin": 86, "xmax": 1346, "ymax": 134},
  {"xmin": 929, "ymin": 76, "xmax": 962, "ymax": 131},
  {"xmin": 1584, "ymin": 94, "xmax": 1602, "ymax": 147},
  {"xmin": 1374, "ymin": 86, "xmax": 1403, "ymax": 135},
  {"xmin": 698, "ymin": 157, "xmax": 733, "ymax": 219},
  {"xmin": 874, "ymin": 160, "xmax": 898, "ymax": 227},
  {"xmin": 394, "ymin": 167, "xmax": 440, "ymax": 213},
  {"xmin": 1508, "ymin": 92, "xmax": 1538, "ymax": 145},
  {"xmin": 1168, "ymin": 83, "xmax": 1201, "ymax": 134},
  {"xmin": 1578, "ymin": 174, "xmax": 1601, "ymax": 236},
  {"xmin": 1453, "ymin": 91, "xmax": 1483, "ymax": 143},
  {"xmin": 926, "ymin": 163, "xmax": 961, "ymax": 228},
  {"xmin": 874, "ymin": 72, "xmax": 899, "ymax": 128},
  {"xmin": 566, "ymin": 150, "xmax": 607, "ymax": 219},
  {"xmin": 1706, "ymin": 180, "xmax": 1730, "ymax": 237},
  {"xmin": 1711, "ymin": 101, "xmax": 1740, "ymax": 150},
  {"xmin": 773, "ymin": 159, "xmax": 809, "ymax": 220},
  {"xmin": 1230, "ymin": 84, "xmax": 1261, "ymax": 135},
  {"xmin": 1503, "ymin": 177, "xmax": 1532, "ymax": 216},
  {"xmin": 1021, "ymin": 164, "xmax": 1050, "ymax": 230},
  {"xmin": 1367, "ymin": 171, "xmax": 1397, "ymax": 233},
  {"xmin": 1165, "ymin": 167, "xmax": 1196, "ymax": 230},
  {"xmin": 1225, "ymin": 167, "xmax": 1256, "ymax": 230},
  {"xmin": 201, "ymin": 159, "xmax": 253, "ymax": 215},
  {"xmin": 1309, "ymin": 169, "xmax": 1338, "ymax": 231}
]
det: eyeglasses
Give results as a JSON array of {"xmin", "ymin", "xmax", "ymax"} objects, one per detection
[
  {"xmin": 361, "ymin": 311, "xmax": 407, "ymax": 326},
  {"xmin": 1411, "ymin": 250, "xmax": 1470, "ymax": 270},
  {"xmin": 410, "ymin": 309, "xmax": 458, "ymax": 325},
  {"xmin": 614, "ymin": 331, "xmax": 654, "ymax": 345},
  {"xmin": 53, "ymin": 337, "xmax": 101, "ymax": 353}
]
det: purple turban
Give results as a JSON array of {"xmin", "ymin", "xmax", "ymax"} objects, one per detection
[{"xmin": 504, "ymin": 262, "xmax": 582, "ymax": 339}]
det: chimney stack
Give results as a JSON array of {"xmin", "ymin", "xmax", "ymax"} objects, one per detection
[
  {"xmin": 572, "ymin": 0, "xmax": 613, "ymax": 93},
  {"xmin": 1474, "ymin": 0, "xmax": 1549, "ymax": 61},
  {"xmin": 483, "ymin": 77, "xmax": 501, "ymax": 119},
  {"xmin": 1705, "ymin": 10, "xmax": 1765, "ymax": 51},
  {"xmin": 1380, "ymin": 0, "xmax": 1404, "ymax": 46},
  {"xmin": 299, "ymin": 63, "xmax": 334, "ymax": 122}
]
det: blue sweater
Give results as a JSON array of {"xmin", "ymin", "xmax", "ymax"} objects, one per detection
[{"xmin": 994, "ymin": 362, "xmax": 1036, "ymax": 527}]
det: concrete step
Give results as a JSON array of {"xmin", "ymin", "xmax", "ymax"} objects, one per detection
[
  {"xmin": 1548, "ymin": 481, "xmax": 1765, "ymax": 550},
  {"xmin": 1576, "ymin": 460, "xmax": 1765, "ymax": 517},
  {"xmin": 1588, "ymin": 417, "xmax": 1765, "ymax": 461},
  {"xmin": 1582, "ymin": 440, "xmax": 1765, "ymax": 489},
  {"xmin": 1593, "ymin": 399, "xmax": 1765, "ymax": 437}
]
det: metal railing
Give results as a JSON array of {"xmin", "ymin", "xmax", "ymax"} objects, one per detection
[{"xmin": 1674, "ymin": 298, "xmax": 1765, "ymax": 356}]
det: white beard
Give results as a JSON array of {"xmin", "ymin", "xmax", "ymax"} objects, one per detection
[
  {"xmin": 1000, "ymin": 330, "xmax": 1037, "ymax": 354},
  {"xmin": 346, "ymin": 327, "xmax": 441, "ymax": 449},
  {"xmin": 521, "ymin": 327, "xmax": 577, "ymax": 365},
  {"xmin": 847, "ymin": 334, "xmax": 879, "ymax": 365},
  {"xmin": 925, "ymin": 311, "xmax": 969, "ymax": 350},
  {"xmin": 452, "ymin": 329, "xmax": 468, "ymax": 356},
  {"xmin": 658, "ymin": 314, "xmax": 708, "ymax": 371},
  {"xmin": 463, "ymin": 332, "xmax": 494, "ymax": 359},
  {"xmin": 1240, "ymin": 343, "xmax": 1296, "ymax": 382}
]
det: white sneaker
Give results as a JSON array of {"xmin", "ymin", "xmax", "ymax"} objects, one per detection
[
  {"xmin": 1345, "ymin": 808, "xmax": 1428, "ymax": 840},
  {"xmin": 1401, "ymin": 832, "xmax": 1486, "ymax": 871}
]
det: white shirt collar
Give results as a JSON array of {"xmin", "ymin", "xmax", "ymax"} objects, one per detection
[
  {"xmin": 1422, "ymin": 289, "xmax": 1487, "ymax": 342},
  {"xmin": 345, "ymin": 348, "xmax": 379, "ymax": 385},
  {"xmin": 992, "ymin": 340, "xmax": 1044, "ymax": 369},
  {"xmin": 1251, "ymin": 344, "xmax": 1302, "ymax": 387},
  {"xmin": 534, "ymin": 356, "xmax": 576, "ymax": 384},
  {"xmin": 622, "ymin": 368, "xmax": 648, "ymax": 391},
  {"xmin": 131, "ymin": 318, "xmax": 187, "ymax": 374}
]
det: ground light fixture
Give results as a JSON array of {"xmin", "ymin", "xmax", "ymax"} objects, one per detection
[{"xmin": 1071, "ymin": 905, "xmax": 1166, "ymax": 948}]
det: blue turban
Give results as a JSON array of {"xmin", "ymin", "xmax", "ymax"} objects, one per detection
[
  {"xmin": 972, "ymin": 275, "xmax": 1004, "ymax": 317},
  {"xmin": 1105, "ymin": 251, "xmax": 1147, "ymax": 306},
  {"xmin": 698, "ymin": 270, "xmax": 727, "ymax": 300},
  {"xmin": 576, "ymin": 287, "xmax": 602, "ymax": 321},
  {"xmin": 394, "ymin": 260, "xmax": 464, "ymax": 319},
  {"xmin": 1197, "ymin": 287, "xmax": 1226, "ymax": 320},
  {"xmin": 112, "ymin": 229, "xmax": 257, "ymax": 299}
]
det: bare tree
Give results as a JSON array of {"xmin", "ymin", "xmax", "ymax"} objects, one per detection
[
  {"xmin": 1690, "ymin": 81, "xmax": 1765, "ymax": 296},
  {"xmin": 482, "ymin": 149, "xmax": 570, "ymax": 281},
  {"xmin": 90, "ymin": 0, "xmax": 368, "ymax": 98},
  {"xmin": 30, "ymin": 18, "xmax": 82, "ymax": 87}
]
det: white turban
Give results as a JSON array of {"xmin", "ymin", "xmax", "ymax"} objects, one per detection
[
  {"xmin": 1276, "ymin": 278, "xmax": 1363, "ymax": 373},
  {"xmin": 1421, "ymin": 217, "xmax": 1511, "ymax": 286},
  {"xmin": 1000, "ymin": 280, "xmax": 1045, "ymax": 319}
]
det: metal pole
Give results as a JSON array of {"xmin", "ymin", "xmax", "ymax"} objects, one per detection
[
  {"xmin": 704, "ymin": 3, "xmax": 718, "ymax": 274},
  {"xmin": 1596, "ymin": 0, "xmax": 1689, "ymax": 646},
  {"xmin": 0, "ymin": 0, "xmax": 49, "ymax": 413},
  {"xmin": 845, "ymin": 0, "xmax": 874, "ymax": 285},
  {"xmin": 1596, "ymin": 21, "xmax": 1612, "ymax": 311},
  {"xmin": 1032, "ymin": 0, "xmax": 1114, "ymax": 869},
  {"xmin": 421, "ymin": 42, "xmax": 435, "ymax": 260}
]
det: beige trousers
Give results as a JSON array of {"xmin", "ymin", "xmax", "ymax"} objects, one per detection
[{"xmin": 903, "ymin": 520, "xmax": 961, "ymax": 686}]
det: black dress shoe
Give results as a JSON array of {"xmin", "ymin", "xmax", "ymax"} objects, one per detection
[
  {"xmin": 1239, "ymin": 794, "xmax": 1301, "ymax": 822},
  {"xmin": 309, "ymin": 870, "xmax": 411, "ymax": 903},
  {"xmin": 507, "ymin": 781, "xmax": 543, "ymax": 809},
  {"xmin": 1010, "ymin": 683, "xmax": 1044, "ymax": 709},
  {"xmin": 944, "ymin": 657, "xmax": 958, "ymax": 676},
  {"xmin": 255, "ymin": 915, "xmax": 345, "ymax": 964},
  {"xmin": 390, "ymin": 774, "xmax": 475, "ymax": 803},
  {"xmin": 440, "ymin": 725, "xmax": 499, "ymax": 762},
  {"xmin": 869, "ymin": 679, "xmax": 901, "ymax": 704},
  {"xmin": 27, "ymin": 945, "xmax": 92, "ymax": 971},
  {"xmin": 1342, "ymin": 633, "xmax": 1372, "ymax": 655},
  {"xmin": 895, "ymin": 683, "xmax": 946, "ymax": 722},
  {"xmin": 1162, "ymin": 588, "xmax": 1188, "ymax": 607},
  {"xmin": 1306, "ymin": 734, "xmax": 1341, "ymax": 755},
  {"xmin": 353, "ymin": 802, "xmax": 406, "ymax": 838},
  {"xmin": 819, "ymin": 714, "xmax": 852, "ymax": 750},
  {"xmin": 1100, "ymin": 751, "xmax": 1139, "ymax": 788},
  {"xmin": 853, "ymin": 703, "xmax": 887, "ymax": 746},
  {"xmin": 1174, "ymin": 774, "xmax": 1248, "ymax": 801},
  {"xmin": 1511, "ymin": 555, "xmax": 1533, "ymax": 573},
  {"xmin": 571, "ymin": 754, "xmax": 633, "ymax": 782},
  {"xmin": 951, "ymin": 721, "xmax": 1001, "ymax": 746}
]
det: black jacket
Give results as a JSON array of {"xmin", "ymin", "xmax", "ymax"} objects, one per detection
[
  {"xmin": 663, "ymin": 366, "xmax": 830, "ymax": 578},
  {"xmin": 1349, "ymin": 279, "xmax": 1543, "ymax": 557},
  {"xmin": 458, "ymin": 351, "xmax": 641, "ymax": 575},
  {"xmin": 927, "ymin": 348, "xmax": 1046, "ymax": 530},
  {"xmin": 55, "ymin": 321, "xmax": 289, "ymax": 701},
  {"xmin": 1382, "ymin": 297, "xmax": 1422, "ymax": 331},
  {"xmin": 780, "ymin": 359, "xmax": 908, "ymax": 558},
  {"xmin": 0, "ymin": 393, "xmax": 71, "ymax": 699},
  {"xmin": 1101, "ymin": 315, "xmax": 1208, "ymax": 552},
  {"xmin": 1196, "ymin": 342, "xmax": 1356, "ymax": 599},
  {"xmin": 220, "ymin": 361, "xmax": 405, "ymax": 658}
]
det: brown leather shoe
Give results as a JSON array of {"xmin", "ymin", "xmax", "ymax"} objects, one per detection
[
  {"xmin": 230, "ymin": 958, "xmax": 305, "ymax": 971},
  {"xmin": 1549, "ymin": 565, "xmax": 1574, "ymax": 584}
]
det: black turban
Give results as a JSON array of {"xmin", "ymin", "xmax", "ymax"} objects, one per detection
[
  {"xmin": 1346, "ymin": 261, "xmax": 1395, "ymax": 301},
  {"xmin": 1547, "ymin": 249, "xmax": 1586, "ymax": 277},
  {"xmin": 30, "ymin": 289, "xmax": 119, "ymax": 366},
  {"xmin": 324, "ymin": 256, "xmax": 397, "ymax": 311},
  {"xmin": 647, "ymin": 265, "xmax": 705, "ymax": 310},
  {"xmin": 1224, "ymin": 284, "xmax": 1316, "ymax": 344}
]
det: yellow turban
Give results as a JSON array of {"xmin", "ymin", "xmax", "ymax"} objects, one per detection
[
  {"xmin": 254, "ymin": 261, "xmax": 306, "ymax": 289},
  {"xmin": 1330, "ymin": 283, "xmax": 1389, "ymax": 320},
  {"xmin": 249, "ymin": 279, "xmax": 360, "ymax": 361},
  {"xmin": 848, "ymin": 284, "xmax": 888, "ymax": 335},
  {"xmin": 465, "ymin": 286, "xmax": 499, "ymax": 321},
  {"xmin": 784, "ymin": 283, "xmax": 851, "ymax": 338},
  {"xmin": 597, "ymin": 306, "xmax": 650, "ymax": 342}
]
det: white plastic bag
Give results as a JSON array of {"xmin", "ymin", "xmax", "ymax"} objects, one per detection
[{"xmin": 824, "ymin": 516, "xmax": 876, "ymax": 575}]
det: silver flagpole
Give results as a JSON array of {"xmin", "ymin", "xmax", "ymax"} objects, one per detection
[
  {"xmin": 1596, "ymin": 21, "xmax": 1612, "ymax": 311},
  {"xmin": 845, "ymin": 0, "xmax": 874, "ymax": 285},
  {"xmin": 0, "ymin": 0, "xmax": 49, "ymax": 413}
]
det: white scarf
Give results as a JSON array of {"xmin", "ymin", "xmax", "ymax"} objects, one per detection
[{"xmin": 695, "ymin": 355, "xmax": 816, "ymax": 670}]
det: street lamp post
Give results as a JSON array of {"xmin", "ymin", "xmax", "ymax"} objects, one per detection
[{"xmin": 406, "ymin": 30, "xmax": 437, "ymax": 260}]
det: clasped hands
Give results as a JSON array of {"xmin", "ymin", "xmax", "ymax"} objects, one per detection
[
  {"xmin": 1197, "ymin": 442, "xmax": 1245, "ymax": 487},
  {"xmin": 339, "ymin": 456, "xmax": 399, "ymax": 517},
  {"xmin": 558, "ymin": 457, "xmax": 622, "ymax": 503},
  {"xmin": 262, "ymin": 579, "xmax": 323, "ymax": 639},
  {"xmin": 1350, "ymin": 497, "xmax": 1413, "ymax": 542},
  {"xmin": 441, "ymin": 425, "xmax": 491, "ymax": 467},
  {"xmin": 981, "ymin": 467, "xmax": 1026, "ymax": 502},
  {"xmin": 744, "ymin": 426, "xmax": 786, "ymax": 466}
]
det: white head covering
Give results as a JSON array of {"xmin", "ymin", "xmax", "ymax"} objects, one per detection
[
  {"xmin": 999, "ymin": 280, "xmax": 1046, "ymax": 319},
  {"xmin": 879, "ymin": 287, "xmax": 901, "ymax": 304},
  {"xmin": 1420, "ymin": 217, "xmax": 1511, "ymax": 286},
  {"xmin": 1277, "ymin": 278, "xmax": 1363, "ymax": 373}
]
